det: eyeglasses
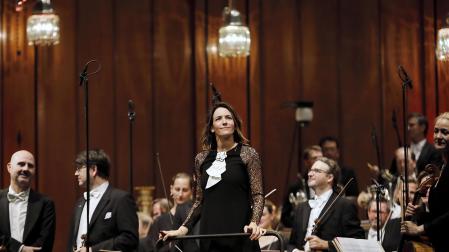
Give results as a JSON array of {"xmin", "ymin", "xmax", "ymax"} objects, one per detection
[
  {"xmin": 309, "ymin": 168, "xmax": 329, "ymax": 174},
  {"xmin": 75, "ymin": 165, "xmax": 87, "ymax": 172}
]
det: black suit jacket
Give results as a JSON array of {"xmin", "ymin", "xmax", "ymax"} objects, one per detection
[
  {"xmin": 416, "ymin": 141, "xmax": 441, "ymax": 174},
  {"xmin": 372, "ymin": 218, "xmax": 401, "ymax": 252},
  {"xmin": 0, "ymin": 189, "xmax": 56, "ymax": 252},
  {"xmin": 67, "ymin": 185, "xmax": 139, "ymax": 252},
  {"xmin": 288, "ymin": 192, "xmax": 365, "ymax": 252}
]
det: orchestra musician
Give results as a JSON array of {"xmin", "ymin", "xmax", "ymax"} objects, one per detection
[
  {"xmin": 402, "ymin": 112, "xmax": 449, "ymax": 251},
  {"xmin": 67, "ymin": 149, "xmax": 139, "ymax": 252},
  {"xmin": 0, "ymin": 150, "xmax": 56, "ymax": 252},
  {"xmin": 288, "ymin": 156, "xmax": 364, "ymax": 252}
]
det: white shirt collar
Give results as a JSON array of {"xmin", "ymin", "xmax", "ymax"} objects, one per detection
[
  {"xmin": 314, "ymin": 189, "xmax": 333, "ymax": 202},
  {"xmin": 8, "ymin": 186, "xmax": 30, "ymax": 198},
  {"xmin": 89, "ymin": 181, "xmax": 109, "ymax": 195},
  {"xmin": 411, "ymin": 139, "xmax": 426, "ymax": 151}
]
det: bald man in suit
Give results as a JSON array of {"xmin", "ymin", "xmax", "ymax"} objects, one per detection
[{"xmin": 0, "ymin": 150, "xmax": 56, "ymax": 252}]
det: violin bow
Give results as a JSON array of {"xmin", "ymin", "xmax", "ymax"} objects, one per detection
[{"xmin": 311, "ymin": 178, "xmax": 354, "ymax": 234}]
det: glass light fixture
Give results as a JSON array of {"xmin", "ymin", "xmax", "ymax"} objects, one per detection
[
  {"xmin": 436, "ymin": 14, "xmax": 449, "ymax": 61},
  {"xmin": 218, "ymin": 6, "xmax": 250, "ymax": 57},
  {"xmin": 26, "ymin": 0, "xmax": 60, "ymax": 46}
]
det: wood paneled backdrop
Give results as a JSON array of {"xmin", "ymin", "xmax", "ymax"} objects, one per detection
[{"xmin": 1, "ymin": 0, "xmax": 449, "ymax": 250}]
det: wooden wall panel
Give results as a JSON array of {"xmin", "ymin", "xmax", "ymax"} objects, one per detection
[
  {"xmin": 113, "ymin": 0, "xmax": 153, "ymax": 192},
  {"xmin": 300, "ymin": 0, "xmax": 340, "ymax": 147},
  {"xmin": 152, "ymin": 0, "xmax": 196, "ymax": 195},
  {"xmin": 36, "ymin": 0, "xmax": 79, "ymax": 249},
  {"xmin": 1, "ymin": 3, "xmax": 36, "ymax": 186},
  {"xmin": 248, "ymin": 0, "xmax": 262, "ymax": 152},
  {"xmin": 381, "ymin": 0, "xmax": 421, "ymax": 163},
  {"xmin": 339, "ymin": 0, "xmax": 380, "ymax": 189},
  {"xmin": 422, "ymin": 0, "xmax": 437, "ymax": 128},
  {"xmin": 260, "ymin": 0, "xmax": 302, "ymax": 202},
  {"xmin": 194, "ymin": 0, "xmax": 208, "ymax": 149},
  {"xmin": 76, "ymin": 0, "xmax": 115, "ymax": 183}
]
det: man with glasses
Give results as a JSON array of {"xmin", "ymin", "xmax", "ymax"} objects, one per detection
[
  {"xmin": 281, "ymin": 145, "xmax": 323, "ymax": 228},
  {"xmin": 288, "ymin": 157, "xmax": 364, "ymax": 252},
  {"xmin": 67, "ymin": 149, "xmax": 138, "ymax": 252},
  {"xmin": 0, "ymin": 150, "xmax": 56, "ymax": 252}
]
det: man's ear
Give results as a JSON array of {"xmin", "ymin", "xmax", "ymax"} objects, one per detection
[
  {"xmin": 91, "ymin": 165, "xmax": 98, "ymax": 177},
  {"xmin": 7, "ymin": 163, "xmax": 11, "ymax": 174}
]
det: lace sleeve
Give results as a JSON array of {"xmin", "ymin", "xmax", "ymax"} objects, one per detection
[
  {"xmin": 241, "ymin": 145, "xmax": 264, "ymax": 224},
  {"xmin": 182, "ymin": 151, "xmax": 208, "ymax": 229}
]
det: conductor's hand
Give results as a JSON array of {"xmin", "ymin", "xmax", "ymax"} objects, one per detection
[
  {"xmin": 22, "ymin": 246, "xmax": 42, "ymax": 252},
  {"xmin": 405, "ymin": 203, "xmax": 418, "ymax": 218},
  {"xmin": 243, "ymin": 222, "xmax": 266, "ymax": 240},
  {"xmin": 159, "ymin": 226, "xmax": 188, "ymax": 241},
  {"xmin": 305, "ymin": 235, "xmax": 329, "ymax": 250}
]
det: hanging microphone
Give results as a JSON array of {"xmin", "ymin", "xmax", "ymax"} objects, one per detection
[
  {"xmin": 79, "ymin": 64, "xmax": 88, "ymax": 86},
  {"xmin": 128, "ymin": 99, "xmax": 136, "ymax": 121},
  {"xmin": 398, "ymin": 65, "xmax": 413, "ymax": 89}
]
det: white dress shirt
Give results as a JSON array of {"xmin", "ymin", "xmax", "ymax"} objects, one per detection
[
  {"xmin": 304, "ymin": 189, "xmax": 333, "ymax": 252},
  {"xmin": 76, "ymin": 181, "xmax": 109, "ymax": 249},
  {"xmin": 411, "ymin": 139, "xmax": 426, "ymax": 161},
  {"xmin": 367, "ymin": 227, "xmax": 385, "ymax": 242},
  {"xmin": 8, "ymin": 186, "xmax": 29, "ymax": 244}
]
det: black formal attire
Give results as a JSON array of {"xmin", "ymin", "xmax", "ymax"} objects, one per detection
[
  {"xmin": 366, "ymin": 218, "xmax": 401, "ymax": 252},
  {"xmin": 288, "ymin": 192, "xmax": 365, "ymax": 252},
  {"xmin": 415, "ymin": 141, "xmax": 441, "ymax": 174},
  {"xmin": 340, "ymin": 166, "xmax": 359, "ymax": 197},
  {"xmin": 183, "ymin": 143, "xmax": 264, "ymax": 252},
  {"xmin": 67, "ymin": 184, "xmax": 139, "ymax": 252},
  {"xmin": 281, "ymin": 177, "xmax": 308, "ymax": 228},
  {"xmin": 0, "ymin": 189, "xmax": 56, "ymax": 252},
  {"xmin": 422, "ymin": 163, "xmax": 449, "ymax": 251},
  {"xmin": 147, "ymin": 202, "xmax": 199, "ymax": 252}
]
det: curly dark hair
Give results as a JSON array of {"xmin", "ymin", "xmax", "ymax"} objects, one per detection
[{"xmin": 200, "ymin": 102, "xmax": 248, "ymax": 150}]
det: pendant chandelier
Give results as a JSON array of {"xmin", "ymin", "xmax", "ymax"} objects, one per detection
[
  {"xmin": 218, "ymin": 1, "xmax": 250, "ymax": 57},
  {"xmin": 436, "ymin": 14, "xmax": 449, "ymax": 61},
  {"xmin": 26, "ymin": 0, "xmax": 60, "ymax": 46}
]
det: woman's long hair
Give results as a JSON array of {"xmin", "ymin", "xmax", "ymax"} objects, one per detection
[{"xmin": 200, "ymin": 102, "xmax": 248, "ymax": 150}]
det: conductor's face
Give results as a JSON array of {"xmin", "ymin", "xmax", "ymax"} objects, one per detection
[
  {"xmin": 434, "ymin": 118, "xmax": 449, "ymax": 151},
  {"xmin": 211, "ymin": 107, "xmax": 235, "ymax": 138},
  {"xmin": 7, "ymin": 150, "xmax": 35, "ymax": 191}
]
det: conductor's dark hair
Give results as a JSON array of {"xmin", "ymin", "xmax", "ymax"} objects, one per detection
[{"xmin": 75, "ymin": 149, "xmax": 111, "ymax": 179}]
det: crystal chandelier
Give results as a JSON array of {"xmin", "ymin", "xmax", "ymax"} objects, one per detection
[
  {"xmin": 218, "ymin": 5, "xmax": 250, "ymax": 57},
  {"xmin": 436, "ymin": 14, "xmax": 449, "ymax": 61},
  {"xmin": 26, "ymin": 0, "xmax": 60, "ymax": 46}
]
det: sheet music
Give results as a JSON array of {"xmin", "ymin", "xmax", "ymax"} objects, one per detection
[{"xmin": 332, "ymin": 237, "xmax": 385, "ymax": 252}]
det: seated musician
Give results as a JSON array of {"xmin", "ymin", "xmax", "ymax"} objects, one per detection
[
  {"xmin": 402, "ymin": 112, "xmax": 449, "ymax": 252},
  {"xmin": 366, "ymin": 198, "xmax": 400, "ymax": 252},
  {"xmin": 258, "ymin": 200, "xmax": 282, "ymax": 250},
  {"xmin": 288, "ymin": 157, "xmax": 364, "ymax": 252}
]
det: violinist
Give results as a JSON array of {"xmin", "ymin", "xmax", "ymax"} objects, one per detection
[
  {"xmin": 281, "ymin": 145, "xmax": 323, "ymax": 228},
  {"xmin": 288, "ymin": 157, "xmax": 364, "ymax": 252},
  {"xmin": 402, "ymin": 112, "xmax": 449, "ymax": 251}
]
